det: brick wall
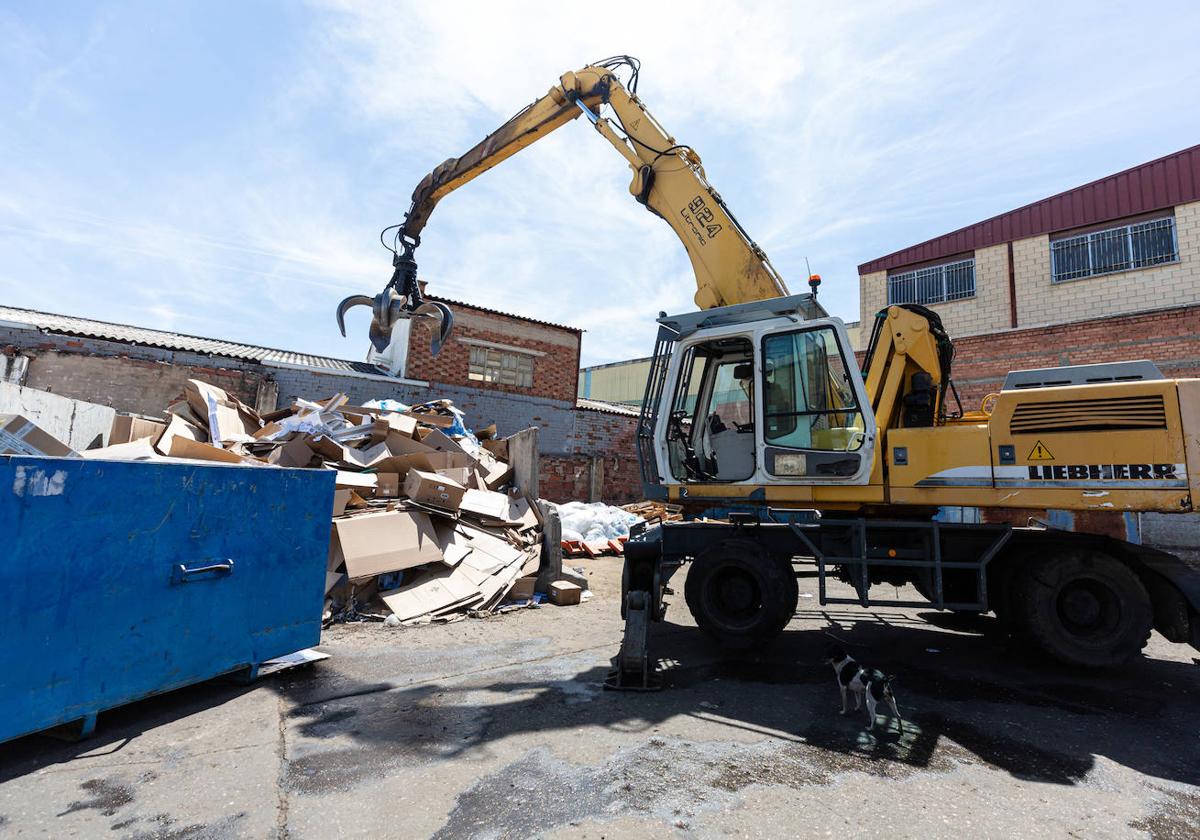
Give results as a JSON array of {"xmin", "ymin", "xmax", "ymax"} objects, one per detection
[
  {"xmin": 1, "ymin": 323, "xmax": 640, "ymax": 502},
  {"xmin": 539, "ymin": 407, "xmax": 642, "ymax": 505},
  {"xmin": 949, "ymin": 304, "xmax": 1200, "ymax": 407},
  {"xmin": 403, "ymin": 303, "xmax": 581, "ymax": 403},
  {"xmin": 3, "ymin": 333, "xmax": 265, "ymax": 416}
]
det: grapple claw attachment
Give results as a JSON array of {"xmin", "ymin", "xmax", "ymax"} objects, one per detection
[
  {"xmin": 412, "ymin": 301, "xmax": 455, "ymax": 357},
  {"xmin": 336, "ymin": 237, "xmax": 454, "ymax": 372}
]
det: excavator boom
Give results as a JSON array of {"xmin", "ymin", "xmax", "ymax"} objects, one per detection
[{"xmin": 337, "ymin": 56, "xmax": 789, "ymax": 365}]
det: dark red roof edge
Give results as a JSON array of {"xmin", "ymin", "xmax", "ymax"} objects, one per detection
[
  {"xmin": 427, "ymin": 295, "xmax": 582, "ymax": 334},
  {"xmin": 858, "ymin": 144, "xmax": 1200, "ymax": 275}
]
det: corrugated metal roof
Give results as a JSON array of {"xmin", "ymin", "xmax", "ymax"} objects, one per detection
[
  {"xmin": 859, "ymin": 144, "xmax": 1200, "ymax": 274},
  {"xmin": 430, "ymin": 296, "xmax": 582, "ymax": 334},
  {"xmin": 0, "ymin": 305, "xmax": 385, "ymax": 376},
  {"xmin": 576, "ymin": 397, "xmax": 641, "ymax": 416}
]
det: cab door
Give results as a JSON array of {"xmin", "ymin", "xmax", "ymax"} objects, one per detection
[{"xmin": 756, "ymin": 320, "xmax": 876, "ymax": 484}]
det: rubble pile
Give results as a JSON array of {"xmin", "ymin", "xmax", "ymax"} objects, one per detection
[{"xmin": 79, "ymin": 379, "xmax": 564, "ymax": 624}]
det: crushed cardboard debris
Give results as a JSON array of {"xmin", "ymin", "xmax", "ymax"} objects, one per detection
[{"xmin": 63, "ymin": 379, "xmax": 561, "ymax": 625}]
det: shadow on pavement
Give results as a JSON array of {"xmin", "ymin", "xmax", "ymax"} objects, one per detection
[
  {"xmin": 2, "ymin": 611, "xmax": 1196, "ymax": 799},
  {"xmin": 275, "ymin": 616, "xmax": 1199, "ymax": 797}
]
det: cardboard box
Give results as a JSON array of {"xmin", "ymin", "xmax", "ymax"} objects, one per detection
[
  {"xmin": 331, "ymin": 509, "xmax": 442, "ymax": 580},
  {"xmin": 155, "ymin": 412, "xmax": 207, "ymax": 455},
  {"xmin": 332, "ymin": 488, "xmax": 351, "ymax": 517},
  {"xmin": 184, "ymin": 379, "xmax": 260, "ymax": 443},
  {"xmin": 435, "ymin": 466, "xmax": 473, "ymax": 487},
  {"xmin": 403, "ymin": 469, "xmax": 466, "ymax": 510},
  {"xmin": 477, "ymin": 456, "xmax": 513, "ymax": 490},
  {"xmin": 459, "ymin": 488, "xmax": 510, "ymax": 520},
  {"xmin": 549, "ymin": 580, "xmax": 582, "ymax": 606},
  {"xmin": 384, "ymin": 430, "xmax": 437, "ymax": 457},
  {"xmin": 382, "ymin": 412, "xmax": 418, "ymax": 438},
  {"xmin": 109, "ymin": 415, "xmax": 167, "ymax": 446},
  {"xmin": 304, "ymin": 434, "xmax": 346, "ymax": 462},
  {"xmin": 80, "ymin": 438, "xmax": 163, "ymax": 462},
  {"xmin": 380, "ymin": 564, "xmax": 480, "ymax": 621},
  {"xmin": 417, "ymin": 427, "xmax": 468, "ymax": 455},
  {"xmin": 167, "ymin": 437, "xmax": 249, "ymax": 465},
  {"xmin": 482, "ymin": 438, "xmax": 508, "ymax": 460},
  {"xmin": 506, "ymin": 575, "xmax": 537, "ymax": 602},
  {"xmin": 267, "ymin": 436, "xmax": 316, "ymax": 468},
  {"xmin": 335, "ymin": 471, "xmax": 377, "ymax": 492},
  {"xmin": 0, "ymin": 414, "xmax": 77, "ymax": 457},
  {"xmin": 376, "ymin": 472, "xmax": 401, "ymax": 498}
]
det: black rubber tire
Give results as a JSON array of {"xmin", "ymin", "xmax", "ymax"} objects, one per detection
[
  {"xmin": 1015, "ymin": 551, "xmax": 1152, "ymax": 668},
  {"xmin": 684, "ymin": 541, "xmax": 798, "ymax": 649}
]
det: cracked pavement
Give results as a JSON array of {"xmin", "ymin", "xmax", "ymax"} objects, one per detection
[{"xmin": 1, "ymin": 557, "xmax": 1197, "ymax": 838}]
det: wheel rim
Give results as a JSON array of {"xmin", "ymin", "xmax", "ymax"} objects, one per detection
[
  {"xmin": 703, "ymin": 565, "xmax": 763, "ymax": 630},
  {"xmin": 1056, "ymin": 577, "xmax": 1121, "ymax": 639}
]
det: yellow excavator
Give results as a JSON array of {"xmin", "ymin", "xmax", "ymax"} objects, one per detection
[{"xmin": 338, "ymin": 56, "xmax": 1200, "ymax": 687}]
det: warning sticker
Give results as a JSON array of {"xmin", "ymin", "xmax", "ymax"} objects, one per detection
[{"xmin": 1027, "ymin": 440, "xmax": 1054, "ymax": 461}]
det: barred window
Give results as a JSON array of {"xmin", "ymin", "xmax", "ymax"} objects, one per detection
[
  {"xmin": 887, "ymin": 258, "xmax": 975, "ymax": 305},
  {"xmin": 1051, "ymin": 217, "xmax": 1178, "ymax": 283},
  {"xmin": 468, "ymin": 346, "xmax": 534, "ymax": 388}
]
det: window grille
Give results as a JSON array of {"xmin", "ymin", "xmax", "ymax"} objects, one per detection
[
  {"xmin": 1051, "ymin": 217, "xmax": 1177, "ymax": 283},
  {"xmin": 468, "ymin": 346, "xmax": 534, "ymax": 388},
  {"xmin": 887, "ymin": 258, "xmax": 975, "ymax": 305}
]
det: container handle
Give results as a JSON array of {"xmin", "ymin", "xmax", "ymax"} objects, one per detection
[{"xmin": 172, "ymin": 560, "xmax": 235, "ymax": 584}]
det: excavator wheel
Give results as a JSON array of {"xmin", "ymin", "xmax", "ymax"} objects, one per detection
[
  {"xmin": 1015, "ymin": 550, "xmax": 1152, "ymax": 668},
  {"xmin": 684, "ymin": 541, "xmax": 798, "ymax": 649}
]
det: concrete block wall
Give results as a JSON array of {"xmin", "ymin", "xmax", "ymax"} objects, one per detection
[
  {"xmin": 1013, "ymin": 200, "xmax": 1200, "ymax": 328},
  {"xmin": 0, "ymin": 381, "xmax": 115, "ymax": 450},
  {"xmin": 861, "ymin": 200, "xmax": 1200, "ymax": 341},
  {"xmin": 1, "ymin": 328, "xmax": 265, "ymax": 416}
]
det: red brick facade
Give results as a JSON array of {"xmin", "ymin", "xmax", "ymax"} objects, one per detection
[
  {"xmin": 853, "ymin": 304, "xmax": 1200, "ymax": 408},
  {"xmin": 947, "ymin": 304, "xmax": 1200, "ymax": 408},
  {"xmin": 539, "ymin": 407, "xmax": 641, "ymax": 505},
  {"xmin": 403, "ymin": 299, "xmax": 582, "ymax": 403}
]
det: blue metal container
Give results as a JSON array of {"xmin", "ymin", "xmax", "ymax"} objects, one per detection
[{"xmin": 0, "ymin": 455, "xmax": 335, "ymax": 743}]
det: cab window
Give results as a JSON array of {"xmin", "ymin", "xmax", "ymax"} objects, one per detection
[
  {"xmin": 666, "ymin": 337, "xmax": 755, "ymax": 482},
  {"xmin": 762, "ymin": 327, "xmax": 864, "ymax": 452}
]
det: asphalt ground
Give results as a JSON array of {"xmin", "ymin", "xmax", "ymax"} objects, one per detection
[{"xmin": 1, "ymin": 556, "xmax": 1198, "ymax": 839}]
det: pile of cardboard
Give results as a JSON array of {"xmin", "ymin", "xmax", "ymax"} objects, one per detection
[{"xmin": 81, "ymin": 379, "xmax": 556, "ymax": 624}]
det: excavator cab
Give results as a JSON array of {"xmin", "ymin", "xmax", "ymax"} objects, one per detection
[{"xmin": 647, "ymin": 294, "xmax": 876, "ymax": 495}]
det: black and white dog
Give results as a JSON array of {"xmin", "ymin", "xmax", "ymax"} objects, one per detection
[{"xmin": 824, "ymin": 645, "xmax": 903, "ymax": 733}]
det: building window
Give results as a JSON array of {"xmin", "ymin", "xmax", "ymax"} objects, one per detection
[
  {"xmin": 468, "ymin": 346, "xmax": 534, "ymax": 387},
  {"xmin": 1051, "ymin": 216, "xmax": 1178, "ymax": 283},
  {"xmin": 887, "ymin": 258, "xmax": 975, "ymax": 306}
]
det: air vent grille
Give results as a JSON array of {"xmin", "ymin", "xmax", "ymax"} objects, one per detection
[{"xmin": 1009, "ymin": 395, "xmax": 1166, "ymax": 435}]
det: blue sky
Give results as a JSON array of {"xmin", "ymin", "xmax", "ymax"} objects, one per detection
[{"xmin": 2, "ymin": 1, "xmax": 1199, "ymax": 368}]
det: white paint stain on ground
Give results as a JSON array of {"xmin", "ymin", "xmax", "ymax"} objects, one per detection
[{"xmin": 12, "ymin": 466, "xmax": 67, "ymax": 497}]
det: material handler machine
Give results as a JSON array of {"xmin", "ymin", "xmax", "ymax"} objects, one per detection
[{"xmin": 339, "ymin": 57, "xmax": 1200, "ymax": 687}]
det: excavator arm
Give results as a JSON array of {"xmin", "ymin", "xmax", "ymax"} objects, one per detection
[{"xmin": 337, "ymin": 56, "xmax": 789, "ymax": 362}]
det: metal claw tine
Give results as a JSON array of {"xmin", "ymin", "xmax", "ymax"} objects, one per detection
[{"xmin": 335, "ymin": 294, "xmax": 374, "ymax": 337}]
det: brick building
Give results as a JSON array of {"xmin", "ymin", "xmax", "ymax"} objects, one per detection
[
  {"xmin": 0, "ymin": 303, "xmax": 642, "ymax": 503},
  {"xmin": 858, "ymin": 144, "xmax": 1200, "ymax": 404},
  {"xmin": 399, "ymin": 297, "xmax": 583, "ymax": 404}
]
